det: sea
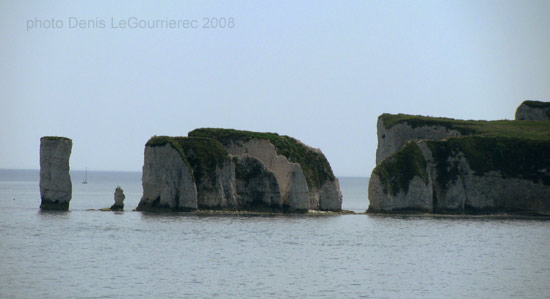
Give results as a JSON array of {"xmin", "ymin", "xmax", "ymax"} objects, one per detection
[{"xmin": 1, "ymin": 169, "xmax": 549, "ymax": 299}]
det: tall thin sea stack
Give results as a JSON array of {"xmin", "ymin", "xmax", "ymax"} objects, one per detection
[{"xmin": 39, "ymin": 136, "xmax": 73, "ymax": 210}]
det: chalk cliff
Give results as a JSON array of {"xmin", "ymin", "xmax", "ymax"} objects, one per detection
[
  {"xmin": 211, "ymin": 137, "xmax": 309, "ymax": 210},
  {"xmin": 368, "ymin": 113, "xmax": 550, "ymax": 215},
  {"xmin": 375, "ymin": 114, "xmax": 464, "ymax": 165},
  {"xmin": 369, "ymin": 141, "xmax": 433, "ymax": 212},
  {"xmin": 137, "ymin": 129, "xmax": 342, "ymax": 212},
  {"xmin": 137, "ymin": 141, "xmax": 199, "ymax": 211},
  {"xmin": 189, "ymin": 128, "xmax": 342, "ymax": 211},
  {"xmin": 515, "ymin": 100, "xmax": 550, "ymax": 121},
  {"xmin": 39, "ymin": 136, "xmax": 72, "ymax": 210}
]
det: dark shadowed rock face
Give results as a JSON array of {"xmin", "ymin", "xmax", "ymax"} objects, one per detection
[
  {"xmin": 39, "ymin": 137, "xmax": 72, "ymax": 211},
  {"xmin": 189, "ymin": 128, "xmax": 342, "ymax": 212},
  {"xmin": 222, "ymin": 138, "xmax": 309, "ymax": 211},
  {"xmin": 515, "ymin": 101, "xmax": 550, "ymax": 121},
  {"xmin": 234, "ymin": 155, "xmax": 282, "ymax": 211}
]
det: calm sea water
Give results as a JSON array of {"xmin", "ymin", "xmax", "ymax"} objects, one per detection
[{"xmin": 1, "ymin": 169, "xmax": 549, "ymax": 298}]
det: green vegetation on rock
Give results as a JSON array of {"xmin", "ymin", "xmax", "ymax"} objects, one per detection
[
  {"xmin": 427, "ymin": 136, "xmax": 550, "ymax": 187},
  {"xmin": 189, "ymin": 128, "xmax": 336, "ymax": 190},
  {"xmin": 376, "ymin": 114, "xmax": 550, "ymax": 193},
  {"xmin": 379, "ymin": 113, "xmax": 550, "ymax": 139},
  {"xmin": 372, "ymin": 141, "xmax": 428, "ymax": 195},
  {"xmin": 41, "ymin": 136, "xmax": 72, "ymax": 141},
  {"xmin": 146, "ymin": 135, "xmax": 192, "ymax": 171},
  {"xmin": 522, "ymin": 100, "xmax": 550, "ymax": 109},
  {"xmin": 146, "ymin": 136, "xmax": 230, "ymax": 185}
]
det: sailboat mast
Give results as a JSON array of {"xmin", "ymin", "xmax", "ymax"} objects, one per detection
[{"xmin": 83, "ymin": 168, "xmax": 88, "ymax": 184}]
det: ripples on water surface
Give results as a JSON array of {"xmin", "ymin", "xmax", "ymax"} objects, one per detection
[{"xmin": 1, "ymin": 170, "xmax": 549, "ymax": 298}]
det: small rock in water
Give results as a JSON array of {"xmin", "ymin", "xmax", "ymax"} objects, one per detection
[{"xmin": 110, "ymin": 186, "xmax": 125, "ymax": 211}]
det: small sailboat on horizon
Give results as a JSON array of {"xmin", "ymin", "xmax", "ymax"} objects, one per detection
[{"xmin": 82, "ymin": 168, "xmax": 88, "ymax": 184}]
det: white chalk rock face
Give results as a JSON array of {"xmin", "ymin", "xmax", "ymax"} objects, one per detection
[
  {"xmin": 368, "ymin": 174, "xmax": 433, "ymax": 212},
  {"xmin": 368, "ymin": 136, "xmax": 550, "ymax": 215},
  {"xmin": 196, "ymin": 158, "xmax": 238, "ymax": 209},
  {"xmin": 225, "ymin": 139, "xmax": 308, "ymax": 210},
  {"xmin": 39, "ymin": 137, "xmax": 72, "ymax": 210},
  {"xmin": 318, "ymin": 178, "xmax": 343, "ymax": 211},
  {"xmin": 375, "ymin": 116, "xmax": 461, "ymax": 165},
  {"xmin": 515, "ymin": 101, "xmax": 550, "ymax": 121},
  {"xmin": 285, "ymin": 163, "xmax": 309, "ymax": 211},
  {"xmin": 224, "ymin": 138, "xmax": 338, "ymax": 211},
  {"xmin": 138, "ymin": 144, "xmax": 197, "ymax": 211},
  {"xmin": 368, "ymin": 141, "xmax": 433, "ymax": 213},
  {"xmin": 419, "ymin": 140, "xmax": 550, "ymax": 214}
]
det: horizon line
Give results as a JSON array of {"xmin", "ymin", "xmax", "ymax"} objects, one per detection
[{"xmin": 0, "ymin": 168, "xmax": 370, "ymax": 179}]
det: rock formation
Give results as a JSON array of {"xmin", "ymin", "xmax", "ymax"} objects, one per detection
[
  {"xmin": 515, "ymin": 100, "xmax": 550, "ymax": 121},
  {"xmin": 369, "ymin": 142, "xmax": 433, "ymax": 212},
  {"xmin": 189, "ymin": 128, "xmax": 342, "ymax": 211},
  {"xmin": 39, "ymin": 136, "xmax": 72, "ymax": 210},
  {"xmin": 368, "ymin": 112, "xmax": 550, "ymax": 215},
  {"xmin": 205, "ymin": 137, "xmax": 310, "ymax": 210},
  {"xmin": 137, "ymin": 129, "xmax": 342, "ymax": 212},
  {"xmin": 138, "ymin": 142, "xmax": 199, "ymax": 211},
  {"xmin": 110, "ymin": 186, "xmax": 125, "ymax": 211},
  {"xmin": 137, "ymin": 137, "xmax": 238, "ymax": 211},
  {"xmin": 375, "ymin": 114, "xmax": 464, "ymax": 165}
]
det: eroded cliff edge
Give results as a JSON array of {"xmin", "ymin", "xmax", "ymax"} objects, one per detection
[
  {"xmin": 368, "ymin": 112, "xmax": 550, "ymax": 215},
  {"xmin": 515, "ymin": 100, "xmax": 550, "ymax": 121},
  {"xmin": 137, "ymin": 129, "xmax": 342, "ymax": 212}
]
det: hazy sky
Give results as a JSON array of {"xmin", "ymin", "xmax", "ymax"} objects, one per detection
[{"xmin": 1, "ymin": 1, "xmax": 549, "ymax": 176}]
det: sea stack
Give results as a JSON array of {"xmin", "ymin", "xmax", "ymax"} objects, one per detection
[
  {"xmin": 137, "ymin": 129, "xmax": 342, "ymax": 212},
  {"xmin": 110, "ymin": 186, "xmax": 125, "ymax": 211},
  {"xmin": 39, "ymin": 136, "xmax": 73, "ymax": 210}
]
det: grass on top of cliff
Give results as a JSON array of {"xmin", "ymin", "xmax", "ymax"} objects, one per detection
[
  {"xmin": 41, "ymin": 136, "xmax": 72, "ymax": 141},
  {"xmin": 146, "ymin": 136, "xmax": 229, "ymax": 185},
  {"xmin": 427, "ymin": 136, "xmax": 550, "ymax": 187},
  {"xmin": 188, "ymin": 128, "xmax": 336, "ymax": 189},
  {"xmin": 379, "ymin": 113, "xmax": 550, "ymax": 139},
  {"xmin": 522, "ymin": 100, "xmax": 550, "ymax": 109},
  {"xmin": 373, "ymin": 141, "xmax": 428, "ymax": 195}
]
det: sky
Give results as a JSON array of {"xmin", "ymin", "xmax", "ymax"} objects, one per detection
[{"xmin": 1, "ymin": 0, "xmax": 549, "ymax": 176}]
